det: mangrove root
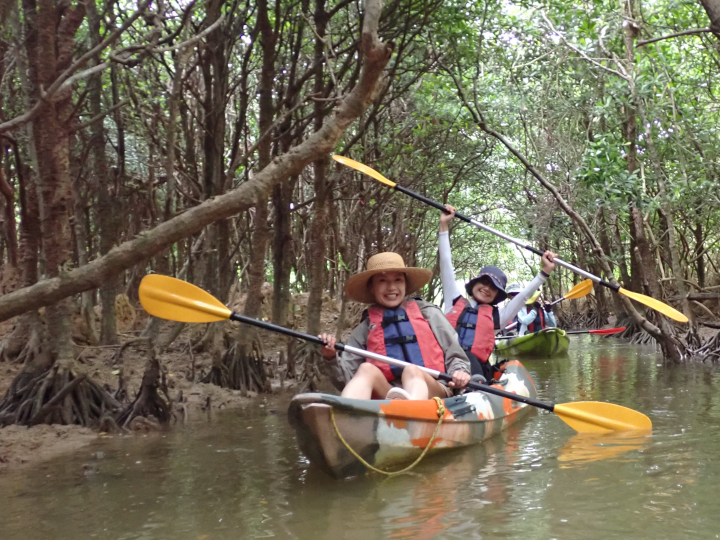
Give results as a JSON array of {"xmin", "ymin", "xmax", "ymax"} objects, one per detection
[{"xmin": 0, "ymin": 363, "xmax": 122, "ymax": 427}]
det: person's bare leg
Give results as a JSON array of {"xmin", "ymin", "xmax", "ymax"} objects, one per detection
[
  {"xmin": 401, "ymin": 365, "xmax": 450, "ymax": 399},
  {"xmin": 341, "ymin": 363, "xmax": 391, "ymax": 399},
  {"xmin": 401, "ymin": 365, "xmax": 431, "ymax": 400}
]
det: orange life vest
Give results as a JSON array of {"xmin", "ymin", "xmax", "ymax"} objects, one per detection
[
  {"xmin": 445, "ymin": 296, "xmax": 498, "ymax": 365},
  {"xmin": 366, "ymin": 300, "xmax": 445, "ymax": 381}
]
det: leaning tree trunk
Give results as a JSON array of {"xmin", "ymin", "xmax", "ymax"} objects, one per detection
[{"xmin": 0, "ymin": 0, "xmax": 393, "ymax": 323}]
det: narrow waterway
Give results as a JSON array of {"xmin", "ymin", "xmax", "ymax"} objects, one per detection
[{"xmin": 2, "ymin": 336, "xmax": 720, "ymax": 540}]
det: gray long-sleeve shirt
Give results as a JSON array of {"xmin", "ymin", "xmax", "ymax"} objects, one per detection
[
  {"xmin": 438, "ymin": 230, "xmax": 547, "ymax": 327},
  {"xmin": 324, "ymin": 299, "xmax": 471, "ymax": 391}
]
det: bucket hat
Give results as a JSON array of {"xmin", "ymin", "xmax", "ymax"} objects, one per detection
[{"xmin": 465, "ymin": 266, "xmax": 508, "ymax": 304}]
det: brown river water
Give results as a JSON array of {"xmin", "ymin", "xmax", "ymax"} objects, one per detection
[{"xmin": 1, "ymin": 336, "xmax": 720, "ymax": 540}]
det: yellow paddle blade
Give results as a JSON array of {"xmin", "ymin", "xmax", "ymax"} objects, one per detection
[
  {"xmin": 618, "ymin": 287, "xmax": 689, "ymax": 323},
  {"xmin": 554, "ymin": 402, "xmax": 652, "ymax": 433},
  {"xmin": 564, "ymin": 279, "xmax": 594, "ymax": 300},
  {"xmin": 139, "ymin": 274, "xmax": 232, "ymax": 323},
  {"xmin": 332, "ymin": 155, "xmax": 397, "ymax": 187}
]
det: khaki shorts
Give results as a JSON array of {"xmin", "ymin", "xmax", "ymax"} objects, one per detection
[{"xmin": 388, "ymin": 380, "xmax": 454, "ymax": 398}]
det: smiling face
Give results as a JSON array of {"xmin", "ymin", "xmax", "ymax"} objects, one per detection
[
  {"xmin": 369, "ymin": 271, "xmax": 407, "ymax": 308},
  {"xmin": 472, "ymin": 276, "xmax": 499, "ymax": 305}
]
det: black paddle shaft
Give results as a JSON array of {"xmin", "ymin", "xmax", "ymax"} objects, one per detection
[
  {"xmin": 438, "ymin": 372, "xmax": 555, "ymax": 412},
  {"xmin": 230, "ymin": 312, "xmax": 342, "ymax": 349},
  {"xmin": 229, "ymin": 312, "xmax": 555, "ymax": 413}
]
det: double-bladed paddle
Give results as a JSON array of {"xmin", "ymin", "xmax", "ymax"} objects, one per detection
[
  {"xmin": 332, "ymin": 155, "xmax": 688, "ymax": 324},
  {"xmin": 138, "ymin": 274, "xmax": 652, "ymax": 433},
  {"xmin": 496, "ymin": 327, "xmax": 626, "ymax": 340},
  {"xmin": 566, "ymin": 327, "xmax": 626, "ymax": 335}
]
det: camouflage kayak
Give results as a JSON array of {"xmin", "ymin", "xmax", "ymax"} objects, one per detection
[
  {"xmin": 287, "ymin": 360, "xmax": 536, "ymax": 479},
  {"xmin": 495, "ymin": 328, "xmax": 569, "ymax": 358}
]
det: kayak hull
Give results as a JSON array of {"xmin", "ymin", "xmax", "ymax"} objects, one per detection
[
  {"xmin": 288, "ymin": 360, "xmax": 536, "ymax": 479},
  {"xmin": 495, "ymin": 328, "xmax": 569, "ymax": 358}
]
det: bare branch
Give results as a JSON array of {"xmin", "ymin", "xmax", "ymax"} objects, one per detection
[
  {"xmin": 637, "ymin": 27, "xmax": 713, "ymax": 47},
  {"xmin": 151, "ymin": 15, "xmax": 224, "ymax": 54},
  {"xmin": 72, "ymin": 99, "xmax": 129, "ymax": 133}
]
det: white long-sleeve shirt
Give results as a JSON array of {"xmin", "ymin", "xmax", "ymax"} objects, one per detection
[{"xmin": 439, "ymin": 231, "xmax": 547, "ymax": 329}]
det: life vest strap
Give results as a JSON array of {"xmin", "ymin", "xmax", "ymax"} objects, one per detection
[
  {"xmin": 382, "ymin": 314, "xmax": 408, "ymax": 327},
  {"xmin": 385, "ymin": 335, "xmax": 418, "ymax": 345},
  {"xmin": 457, "ymin": 322, "xmax": 476, "ymax": 329}
]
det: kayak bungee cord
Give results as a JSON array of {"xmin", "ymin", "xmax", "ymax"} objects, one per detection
[{"xmin": 331, "ymin": 397, "xmax": 445, "ymax": 476}]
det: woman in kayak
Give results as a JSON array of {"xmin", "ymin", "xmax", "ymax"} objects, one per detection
[
  {"xmin": 517, "ymin": 291, "xmax": 557, "ymax": 336},
  {"xmin": 439, "ymin": 205, "xmax": 557, "ymax": 379},
  {"xmin": 319, "ymin": 252, "xmax": 471, "ymax": 400}
]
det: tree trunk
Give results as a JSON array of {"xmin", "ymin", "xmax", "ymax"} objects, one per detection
[
  {"xmin": 700, "ymin": 0, "xmax": 720, "ymax": 40},
  {"xmin": 243, "ymin": 0, "xmax": 275, "ymax": 322},
  {"xmin": 694, "ymin": 222, "xmax": 705, "ymax": 288},
  {"xmin": 639, "ymin": 102, "xmax": 695, "ymax": 333},
  {"xmin": 598, "ymin": 208, "xmax": 627, "ymax": 319},
  {"xmin": 87, "ymin": 0, "xmax": 118, "ymax": 345},
  {"xmin": 307, "ymin": 0, "xmax": 330, "ymax": 338},
  {"xmin": 0, "ymin": 162, "xmax": 18, "ymax": 270}
]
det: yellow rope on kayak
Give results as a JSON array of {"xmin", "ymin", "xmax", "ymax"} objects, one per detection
[{"xmin": 330, "ymin": 396, "xmax": 446, "ymax": 476}]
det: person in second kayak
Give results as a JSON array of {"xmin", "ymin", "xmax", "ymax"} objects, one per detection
[
  {"xmin": 319, "ymin": 252, "xmax": 471, "ymax": 400},
  {"xmin": 517, "ymin": 291, "xmax": 558, "ymax": 336},
  {"xmin": 439, "ymin": 205, "xmax": 557, "ymax": 379},
  {"xmin": 500, "ymin": 282, "xmax": 524, "ymax": 335}
]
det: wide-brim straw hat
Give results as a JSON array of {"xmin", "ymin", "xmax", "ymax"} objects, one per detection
[
  {"xmin": 526, "ymin": 290, "xmax": 542, "ymax": 305},
  {"xmin": 344, "ymin": 252, "xmax": 432, "ymax": 304}
]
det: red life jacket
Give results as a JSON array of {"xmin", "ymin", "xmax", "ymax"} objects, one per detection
[
  {"xmin": 445, "ymin": 297, "xmax": 498, "ymax": 364},
  {"xmin": 366, "ymin": 300, "xmax": 445, "ymax": 381},
  {"xmin": 526, "ymin": 305, "xmax": 546, "ymax": 333}
]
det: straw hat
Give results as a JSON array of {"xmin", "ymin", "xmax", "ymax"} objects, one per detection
[
  {"xmin": 525, "ymin": 290, "xmax": 542, "ymax": 305},
  {"xmin": 344, "ymin": 252, "xmax": 432, "ymax": 304}
]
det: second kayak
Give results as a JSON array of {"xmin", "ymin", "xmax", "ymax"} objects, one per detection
[{"xmin": 495, "ymin": 328, "xmax": 569, "ymax": 358}]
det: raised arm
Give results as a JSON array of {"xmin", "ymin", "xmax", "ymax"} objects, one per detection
[
  {"xmin": 439, "ymin": 205, "xmax": 464, "ymax": 313},
  {"xmin": 499, "ymin": 251, "xmax": 557, "ymax": 328}
]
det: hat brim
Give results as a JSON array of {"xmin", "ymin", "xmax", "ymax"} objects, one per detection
[
  {"xmin": 344, "ymin": 267, "xmax": 432, "ymax": 304},
  {"xmin": 526, "ymin": 290, "xmax": 541, "ymax": 305}
]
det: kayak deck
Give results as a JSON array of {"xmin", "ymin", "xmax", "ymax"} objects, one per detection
[
  {"xmin": 288, "ymin": 360, "xmax": 536, "ymax": 479},
  {"xmin": 495, "ymin": 328, "xmax": 569, "ymax": 358}
]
